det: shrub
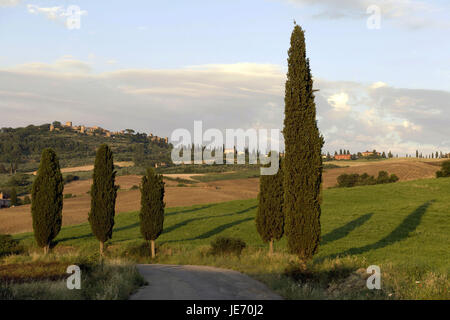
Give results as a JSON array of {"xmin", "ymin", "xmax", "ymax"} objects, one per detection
[
  {"xmin": 64, "ymin": 193, "xmax": 74, "ymax": 199},
  {"xmin": 337, "ymin": 171, "xmax": 399, "ymax": 188},
  {"xmin": 209, "ymin": 237, "xmax": 246, "ymax": 256},
  {"xmin": 389, "ymin": 174, "xmax": 399, "ymax": 183},
  {"xmin": 436, "ymin": 160, "xmax": 450, "ymax": 178},
  {"xmin": 130, "ymin": 185, "xmax": 139, "ymax": 190},
  {"xmin": 376, "ymin": 171, "xmax": 391, "ymax": 184},
  {"xmin": 64, "ymin": 175, "xmax": 79, "ymax": 184},
  {"xmin": 0, "ymin": 234, "xmax": 23, "ymax": 257}
]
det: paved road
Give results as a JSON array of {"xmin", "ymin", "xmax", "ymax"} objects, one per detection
[{"xmin": 130, "ymin": 264, "xmax": 283, "ymax": 300}]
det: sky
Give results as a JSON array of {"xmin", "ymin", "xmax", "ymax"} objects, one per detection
[{"xmin": 0, "ymin": 0, "xmax": 449, "ymax": 155}]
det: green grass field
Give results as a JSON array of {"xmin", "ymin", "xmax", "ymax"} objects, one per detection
[{"xmin": 11, "ymin": 177, "xmax": 450, "ymax": 299}]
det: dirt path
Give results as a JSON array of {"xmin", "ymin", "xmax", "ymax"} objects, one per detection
[{"xmin": 130, "ymin": 264, "xmax": 282, "ymax": 300}]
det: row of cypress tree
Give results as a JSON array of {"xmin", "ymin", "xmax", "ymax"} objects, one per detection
[
  {"xmin": 256, "ymin": 25, "xmax": 323, "ymax": 262},
  {"xmin": 31, "ymin": 144, "xmax": 165, "ymax": 257}
]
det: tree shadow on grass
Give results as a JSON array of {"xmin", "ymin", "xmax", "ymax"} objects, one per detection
[
  {"xmin": 57, "ymin": 204, "xmax": 257, "ymax": 244},
  {"xmin": 165, "ymin": 204, "xmax": 217, "ymax": 217},
  {"xmin": 161, "ymin": 207, "xmax": 256, "ymax": 245},
  {"xmin": 173, "ymin": 217, "xmax": 254, "ymax": 243},
  {"xmin": 56, "ymin": 232, "xmax": 94, "ymax": 243},
  {"xmin": 162, "ymin": 205, "xmax": 257, "ymax": 236},
  {"xmin": 321, "ymin": 213, "xmax": 373, "ymax": 246},
  {"xmin": 323, "ymin": 201, "xmax": 434, "ymax": 260}
]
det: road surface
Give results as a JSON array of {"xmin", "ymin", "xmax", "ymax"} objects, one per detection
[{"xmin": 130, "ymin": 264, "xmax": 283, "ymax": 300}]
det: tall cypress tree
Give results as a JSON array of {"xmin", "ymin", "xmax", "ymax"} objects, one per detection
[
  {"xmin": 89, "ymin": 144, "xmax": 118, "ymax": 255},
  {"xmin": 31, "ymin": 148, "xmax": 64, "ymax": 254},
  {"xmin": 283, "ymin": 25, "xmax": 324, "ymax": 261},
  {"xmin": 139, "ymin": 168, "xmax": 165, "ymax": 258},
  {"xmin": 10, "ymin": 188, "xmax": 18, "ymax": 206},
  {"xmin": 256, "ymin": 156, "xmax": 284, "ymax": 255}
]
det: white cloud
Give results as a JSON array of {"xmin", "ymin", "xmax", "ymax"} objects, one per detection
[
  {"xmin": 285, "ymin": 0, "xmax": 447, "ymax": 29},
  {"xmin": 370, "ymin": 81, "xmax": 387, "ymax": 89},
  {"xmin": 0, "ymin": 0, "xmax": 20, "ymax": 7},
  {"xmin": 26, "ymin": 4, "xmax": 87, "ymax": 29},
  {"xmin": 327, "ymin": 92, "xmax": 351, "ymax": 112},
  {"xmin": 10, "ymin": 57, "xmax": 92, "ymax": 74},
  {"xmin": 0, "ymin": 59, "xmax": 449, "ymax": 154}
]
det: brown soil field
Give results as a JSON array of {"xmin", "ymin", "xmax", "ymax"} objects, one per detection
[
  {"xmin": 322, "ymin": 159, "xmax": 441, "ymax": 188},
  {"xmin": 29, "ymin": 161, "xmax": 134, "ymax": 175},
  {"xmin": 0, "ymin": 159, "xmax": 442, "ymax": 234},
  {"xmin": 0, "ymin": 177, "xmax": 259, "ymax": 234}
]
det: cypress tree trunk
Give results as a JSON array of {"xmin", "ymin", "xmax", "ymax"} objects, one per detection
[
  {"xmin": 100, "ymin": 242, "xmax": 104, "ymax": 256},
  {"xmin": 31, "ymin": 148, "xmax": 64, "ymax": 254},
  {"xmin": 151, "ymin": 240, "xmax": 155, "ymax": 258},
  {"xmin": 283, "ymin": 25, "xmax": 324, "ymax": 261},
  {"xmin": 256, "ymin": 155, "xmax": 284, "ymax": 255},
  {"xmin": 139, "ymin": 168, "xmax": 165, "ymax": 258},
  {"xmin": 88, "ymin": 144, "xmax": 118, "ymax": 256}
]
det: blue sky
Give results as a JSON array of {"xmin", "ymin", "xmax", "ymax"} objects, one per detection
[{"xmin": 0, "ymin": 0, "xmax": 449, "ymax": 154}]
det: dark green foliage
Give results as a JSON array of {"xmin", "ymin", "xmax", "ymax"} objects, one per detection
[
  {"xmin": 89, "ymin": 144, "xmax": 118, "ymax": 245},
  {"xmin": 209, "ymin": 237, "xmax": 246, "ymax": 256},
  {"xmin": 31, "ymin": 148, "xmax": 64, "ymax": 250},
  {"xmin": 10, "ymin": 188, "xmax": 18, "ymax": 206},
  {"xmin": 2, "ymin": 173, "xmax": 32, "ymax": 195},
  {"xmin": 337, "ymin": 171, "xmax": 399, "ymax": 188},
  {"xmin": 256, "ymin": 157, "xmax": 284, "ymax": 244},
  {"xmin": 23, "ymin": 195, "xmax": 31, "ymax": 205},
  {"xmin": 283, "ymin": 25, "xmax": 324, "ymax": 260},
  {"xmin": 64, "ymin": 174, "xmax": 79, "ymax": 184},
  {"xmin": 0, "ymin": 124, "xmax": 172, "ymax": 172},
  {"xmin": 436, "ymin": 160, "xmax": 450, "ymax": 178},
  {"xmin": 389, "ymin": 174, "xmax": 399, "ymax": 183},
  {"xmin": 139, "ymin": 168, "xmax": 165, "ymax": 241},
  {"xmin": 376, "ymin": 171, "xmax": 390, "ymax": 184},
  {"xmin": 7, "ymin": 174, "xmax": 31, "ymax": 187},
  {"xmin": 0, "ymin": 234, "xmax": 23, "ymax": 257}
]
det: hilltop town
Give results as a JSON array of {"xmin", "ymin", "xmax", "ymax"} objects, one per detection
[{"xmin": 49, "ymin": 121, "xmax": 169, "ymax": 144}]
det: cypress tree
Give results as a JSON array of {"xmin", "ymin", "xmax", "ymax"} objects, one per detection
[
  {"xmin": 31, "ymin": 148, "xmax": 64, "ymax": 254},
  {"xmin": 89, "ymin": 144, "xmax": 118, "ymax": 256},
  {"xmin": 256, "ymin": 156, "xmax": 284, "ymax": 255},
  {"xmin": 10, "ymin": 188, "xmax": 18, "ymax": 206},
  {"xmin": 139, "ymin": 168, "xmax": 165, "ymax": 258},
  {"xmin": 283, "ymin": 25, "xmax": 324, "ymax": 261}
]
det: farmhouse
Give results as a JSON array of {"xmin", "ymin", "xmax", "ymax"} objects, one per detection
[
  {"xmin": 334, "ymin": 154, "xmax": 351, "ymax": 160},
  {"xmin": 362, "ymin": 151, "xmax": 381, "ymax": 157},
  {"xmin": 0, "ymin": 192, "xmax": 11, "ymax": 209}
]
